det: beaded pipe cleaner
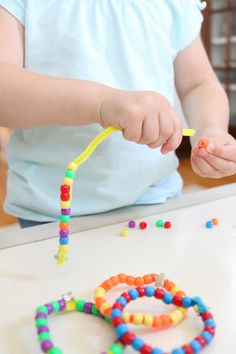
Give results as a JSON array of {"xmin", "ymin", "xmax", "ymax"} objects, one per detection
[
  {"xmin": 56, "ymin": 127, "xmax": 196, "ymax": 265},
  {"xmin": 94, "ymin": 273, "xmax": 187, "ymax": 329},
  {"xmin": 35, "ymin": 292, "xmax": 125, "ymax": 354}
]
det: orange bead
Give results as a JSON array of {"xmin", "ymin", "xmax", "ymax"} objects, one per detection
[
  {"xmin": 151, "ymin": 273, "xmax": 157, "ymax": 281},
  {"xmin": 110, "ymin": 276, "xmax": 119, "ymax": 286},
  {"xmin": 59, "ymin": 222, "xmax": 68, "ymax": 230},
  {"xmin": 160, "ymin": 314, "xmax": 172, "ymax": 329},
  {"xmin": 95, "ymin": 297, "xmax": 105, "ymax": 308},
  {"xmin": 104, "ymin": 308, "xmax": 111, "ymax": 317},
  {"xmin": 100, "ymin": 281, "xmax": 110, "ymax": 292},
  {"xmin": 212, "ymin": 218, "xmax": 218, "ymax": 225},
  {"xmin": 198, "ymin": 138, "xmax": 208, "ymax": 149},
  {"xmin": 129, "ymin": 314, "xmax": 134, "ymax": 323},
  {"xmin": 152, "ymin": 316, "xmax": 162, "ymax": 329},
  {"xmin": 175, "ymin": 290, "xmax": 186, "ymax": 297},
  {"xmin": 126, "ymin": 276, "xmax": 135, "ymax": 285},
  {"xmin": 118, "ymin": 273, "xmax": 127, "ymax": 283},
  {"xmin": 143, "ymin": 274, "xmax": 153, "ymax": 284},
  {"xmin": 135, "ymin": 277, "xmax": 144, "ymax": 286},
  {"xmin": 164, "ymin": 279, "xmax": 175, "ymax": 291}
]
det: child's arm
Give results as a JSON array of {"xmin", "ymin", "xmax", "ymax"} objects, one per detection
[
  {"xmin": 175, "ymin": 35, "xmax": 236, "ymax": 178},
  {"xmin": 0, "ymin": 7, "xmax": 182, "ymax": 151}
]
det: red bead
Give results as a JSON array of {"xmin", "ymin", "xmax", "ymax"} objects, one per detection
[
  {"xmin": 195, "ymin": 336, "xmax": 207, "ymax": 347},
  {"xmin": 182, "ymin": 345, "xmax": 194, "ymax": 354},
  {"xmin": 155, "ymin": 288, "xmax": 165, "ymax": 299},
  {"xmin": 201, "ymin": 312, "xmax": 213, "ymax": 321},
  {"xmin": 139, "ymin": 221, "xmax": 147, "ymax": 230},
  {"xmin": 140, "ymin": 344, "xmax": 152, "ymax": 354},
  {"xmin": 60, "ymin": 185, "xmax": 70, "ymax": 193},
  {"xmin": 112, "ymin": 303, "xmax": 124, "ymax": 310},
  {"xmin": 112, "ymin": 317, "xmax": 125, "ymax": 327},
  {"xmin": 121, "ymin": 292, "xmax": 132, "ymax": 303},
  {"xmin": 121, "ymin": 332, "xmax": 136, "ymax": 345},
  {"xmin": 204, "ymin": 326, "xmax": 215, "ymax": 336},
  {"xmin": 164, "ymin": 221, "xmax": 172, "ymax": 229},
  {"xmin": 173, "ymin": 295, "xmax": 183, "ymax": 306},
  {"xmin": 136, "ymin": 286, "xmax": 145, "ymax": 297},
  {"xmin": 60, "ymin": 192, "xmax": 70, "ymax": 201}
]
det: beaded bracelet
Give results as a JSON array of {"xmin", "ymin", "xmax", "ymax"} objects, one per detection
[
  {"xmin": 94, "ymin": 273, "xmax": 187, "ymax": 329},
  {"xmin": 110, "ymin": 286, "xmax": 216, "ymax": 354},
  {"xmin": 55, "ymin": 127, "xmax": 196, "ymax": 266},
  {"xmin": 35, "ymin": 292, "xmax": 125, "ymax": 354}
]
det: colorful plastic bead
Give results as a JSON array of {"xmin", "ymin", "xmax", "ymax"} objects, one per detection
[
  {"xmin": 206, "ymin": 221, "xmax": 213, "ymax": 228},
  {"xmin": 121, "ymin": 228, "xmax": 129, "ymax": 237},
  {"xmin": 164, "ymin": 221, "xmax": 172, "ymax": 229},
  {"xmin": 128, "ymin": 220, "xmax": 136, "ymax": 228},
  {"xmin": 156, "ymin": 220, "xmax": 164, "ymax": 228},
  {"xmin": 198, "ymin": 138, "xmax": 208, "ymax": 149},
  {"xmin": 211, "ymin": 218, "xmax": 218, "ymax": 226},
  {"xmin": 139, "ymin": 221, "xmax": 147, "ymax": 230}
]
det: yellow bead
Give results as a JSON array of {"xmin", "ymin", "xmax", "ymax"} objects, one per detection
[
  {"xmin": 178, "ymin": 307, "xmax": 187, "ymax": 316},
  {"xmin": 121, "ymin": 228, "xmax": 129, "ymax": 237},
  {"xmin": 63, "ymin": 177, "xmax": 74, "ymax": 187},
  {"xmin": 171, "ymin": 286, "xmax": 181, "ymax": 295},
  {"xmin": 133, "ymin": 313, "xmax": 143, "ymax": 325},
  {"xmin": 61, "ymin": 201, "xmax": 71, "ymax": 209},
  {"xmin": 169, "ymin": 309, "xmax": 184, "ymax": 325},
  {"xmin": 100, "ymin": 302, "xmax": 110, "ymax": 314},
  {"xmin": 67, "ymin": 162, "xmax": 78, "ymax": 171},
  {"xmin": 66, "ymin": 300, "xmax": 76, "ymax": 311},
  {"xmin": 143, "ymin": 314, "xmax": 154, "ymax": 327},
  {"xmin": 94, "ymin": 287, "xmax": 106, "ymax": 299},
  {"xmin": 123, "ymin": 311, "xmax": 130, "ymax": 323}
]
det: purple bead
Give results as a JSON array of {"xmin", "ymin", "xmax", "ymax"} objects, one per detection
[
  {"xmin": 37, "ymin": 326, "xmax": 50, "ymax": 334},
  {"xmin": 128, "ymin": 220, "xmax": 136, "ymax": 228},
  {"xmin": 58, "ymin": 299, "xmax": 66, "ymax": 311},
  {"xmin": 84, "ymin": 302, "xmax": 93, "ymax": 314},
  {"xmin": 41, "ymin": 340, "xmax": 53, "ymax": 352},
  {"xmin": 59, "ymin": 229, "xmax": 69, "ymax": 237},
  {"xmin": 61, "ymin": 208, "xmax": 71, "ymax": 215},
  {"xmin": 45, "ymin": 303, "xmax": 53, "ymax": 315},
  {"xmin": 35, "ymin": 312, "xmax": 47, "ymax": 320}
]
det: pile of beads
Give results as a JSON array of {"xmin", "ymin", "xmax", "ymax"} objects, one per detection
[
  {"xmin": 156, "ymin": 220, "xmax": 172, "ymax": 229},
  {"xmin": 110, "ymin": 286, "xmax": 216, "ymax": 354},
  {"xmin": 35, "ymin": 292, "xmax": 125, "ymax": 354},
  {"xmin": 206, "ymin": 218, "xmax": 218, "ymax": 229},
  {"xmin": 94, "ymin": 273, "xmax": 187, "ymax": 329}
]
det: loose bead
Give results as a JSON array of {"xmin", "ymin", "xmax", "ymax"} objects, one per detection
[
  {"xmin": 206, "ymin": 221, "xmax": 213, "ymax": 228},
  {"xmin": 211, "ymin": 218, "xmax": 218, "ymax": 225},
  {"xmin": 139, "ymin": 221, "xmax": 147, "ymax": 229},
  {"xmin": 156, "ymin": 220, "xmax": 164, "ymax": 227},
  {"xmin": 121, "ymin": 228, "xmax": 129, "ymax": 237},
  {"xmin": 164, "ymin": 221, "xmax": 172, "ymax": 229},
  {"xmin": 128, "ymin": 220, "xmax": 136, "ymax": 228},
  {"xmin": 198, "ymin": 138, "xmax": 208, "ymax": 149}
]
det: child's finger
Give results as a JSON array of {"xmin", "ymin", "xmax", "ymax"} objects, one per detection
[
  {"xmin": 205, "ymin": 142, "xmax": 236, "ymax": 162},
  {"xmin": 160, "ymin": 112, "xmax": 182, "ymax": 153},
  {"xmin": 196, "ymin": 149, "xmax": 236, "ymax": 176},
  {"xmin": 191, "ymin": 153, "xmax": 224, "ymax": 178},
  {"xmin": 139, "ymin": 115, "xmax": 159, "ymax": 146}
]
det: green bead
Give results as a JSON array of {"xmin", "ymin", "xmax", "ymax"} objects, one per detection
[
  {"xmin": 50, "ymin": 301, "xmax": 60, "ymax": 313},
  {"xmin": 76, "ymin": 299, "xmax": 86, "ymax": 312},
  {"xmin": 38, "ymin": 332, "xmax": 51, "ymax": 342},
  {"xmin": 35, "ymin": 318, "xmax": 48, "ymax": 328},
  {"xmin": 104, "ymin": 315, "xmax": 111, "ymax": 324},
  {"xmin": 156, "ymin": 219, "xmax": 164, "ymax": 227},
  {"xmin": 65, "ymin": 170, "xmax": 76, "ymax": 179},
  {"xmin": 48, "ymin": 348, "xmax": 63, "ymax": 354},
  {"xmin": 108, "ymin": 343, "xmax": 123, "ymax": 354},
  {"xmin": 60, "ymin": 215, "xmax": 70, "ymax": 223},
  {"xmin": 91, "ymin": 304, "xmax": 99, "ymax": 316},
  {"xmin": 36, "ymin": 306, "xmax": 48, "ymax": 315}
]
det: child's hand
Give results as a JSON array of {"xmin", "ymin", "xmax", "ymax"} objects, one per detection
[
  {"xmin": 99, "ymin": 90, "xmax": 182, "ymax": 152},
  {"xmin": 191, "ymin": 130, "xmax": 236, "ymax": 178}
]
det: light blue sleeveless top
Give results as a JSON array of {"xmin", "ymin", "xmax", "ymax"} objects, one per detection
[{"xmin": 0, "ymin": 0, "xmax": 203, "ymax": 221}]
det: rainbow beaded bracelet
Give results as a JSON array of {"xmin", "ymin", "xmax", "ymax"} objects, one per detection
[
  {"xmin": 35, "ymin": 292, "xmax": 125, "ymax": 354},
  {"xmin": 94, "ymin": 273, "xmax": 187, "ymax": 329},
  {"xmin": 110, "ymin": 286, "xmax": 216, "ymax": 354},
  {"xmin": 55, "ymin": 127, "xmax": 196, "ymax": 266}
]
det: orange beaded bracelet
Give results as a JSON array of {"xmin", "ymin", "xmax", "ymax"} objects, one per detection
[{"xmin": 94, "ymin": 273, "xmax": 187, "ymax": 329}]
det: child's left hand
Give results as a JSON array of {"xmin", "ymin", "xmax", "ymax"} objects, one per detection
[{"xmin": 191, "ymin": 130, "xmax": 236, "ymax": 178}]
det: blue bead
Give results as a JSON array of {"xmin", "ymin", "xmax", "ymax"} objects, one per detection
[
  {"xmin": 182, "ymin": 296, "xmax": 192, "ymax": 308},
  {"xmin": 59, "ymin": 237, "xmax": 69, "ymax": 245},
  {"xmin": 151, "ymin": 348, "xmax": 164, "ymax": 354},
  {"xmin": 190, "ymin": 340, "xmax": 201, "ymax": 353},
  {"xmin": 116, "ymin": 296, "xmax": 127, "ymax": 307},
  {"xmin": 131, "ymin": 338, "xmax": 145, "ymax": 350},
  {"xmin": 128, "ymin": 288, "xmax": 139, "ymax": 300},
  {"xmin": 204, "ymin": 319, "xmax": 216, "ymax": 328},
  {"xmin": 206, "ymin": 221, "xmax": 213, "ymax": 228},
  {"xmin": 115, "ymin": 324, "xmax": 129, "ymax": 338},
  {"xmin": 110, "ymin": 309, "xmax": 123, "ymax": 319},
  {"xmin": 172, "ymin": 349, "xmax": 185, "ymax": 354},
  {"xmin": 201, "ymin": 331, "xmax": 212, "ymax": 344},
  {"xmin": 163, "ymin": 292, "xmax": 173, "ymax": 304},
  {"xmin": 145, "ymin": 286, "xmax": 155, "ymax": 297}
]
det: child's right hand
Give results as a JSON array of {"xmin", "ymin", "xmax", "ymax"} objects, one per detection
[{"xmin": 99, "ymin": 90, "xmax": 183, "ymax": 153}]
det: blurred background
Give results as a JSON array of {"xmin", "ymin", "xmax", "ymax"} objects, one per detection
[{"xmin": 0, "ymin": 0, "xmax": 236, "ymax": 230}]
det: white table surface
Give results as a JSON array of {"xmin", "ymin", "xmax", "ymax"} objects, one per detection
[{"xmin": 0, "ymin": 184, "xmax": 236, "ymax": 354}]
